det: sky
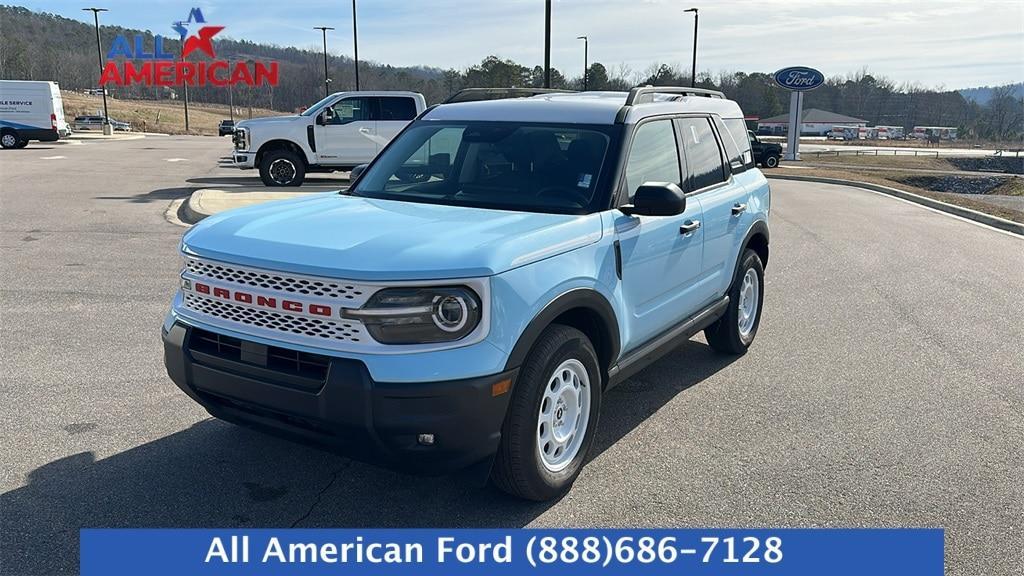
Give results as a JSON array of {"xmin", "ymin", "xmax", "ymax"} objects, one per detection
[{"xmin": 25, "ymin": 0, "xmax": 1024, "ymax": 89}]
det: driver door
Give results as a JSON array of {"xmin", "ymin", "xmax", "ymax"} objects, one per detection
[{"xmin": 315, "ymin": 96, "xmax": 379, "ymax": 166}]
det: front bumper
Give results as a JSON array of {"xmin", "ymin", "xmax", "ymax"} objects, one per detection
[
  {"xmin": 163, "ymin": 321, "xmax": 516, "ymax": 474},
  {"xmin": 231, "ymin": 152, "xmax": 255, "ymax": 168}
]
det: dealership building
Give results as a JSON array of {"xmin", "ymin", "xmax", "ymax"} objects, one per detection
[{"xmin": 756, "ymin": 108, "xmax": 868, "ymax": 136}]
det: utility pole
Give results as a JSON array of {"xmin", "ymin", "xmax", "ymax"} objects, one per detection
[
  {"xmin": 352, "ymin": 0, "xmax": 360, "ymax": 90},
  {"xmin": 174, "ymin": 19, "xmax": 190, "ymax": 132},
  {"xmin": 577, "ymin": 36, "xmax": 588, "ymax": 91},
  {"xmin": 82, "ymin": 7, "xmax": 112, "ymax": 135},
  {"xmin": 544, "ymin": 0, "xmax": 552, "ymax": 88},
  {"xmin": 314, "ymin": 26, "xmax": 335, "ymax": 98},
  {"xmin": 685, "ymin": 7, "xmax": 698, "ymax": 88}
]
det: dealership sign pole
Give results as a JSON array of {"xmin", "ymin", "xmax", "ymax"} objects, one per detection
[{"xmin": 773, "ymin": 66, "xmax": 824, "ymax": 161}]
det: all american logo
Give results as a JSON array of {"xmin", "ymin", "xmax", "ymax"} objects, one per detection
[{"xmin": 100, "ymin": 8, "xmax": 278, "ymax": 88}]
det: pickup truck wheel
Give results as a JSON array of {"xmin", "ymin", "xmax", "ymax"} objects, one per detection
[
  {"xmin": 763, "ymin": 154, "xmax": 780, "ymax": 168},
  {"xmin": 259, "ymin": 149, "xmax": 305, "ymax": 187},
  {"xmin": 1, "ymin": 131, "xmax": 19, "ymax": 149},
  {"xmin": 705, "ymin": 249, "xmax": 764, "ymax": 354},
  {"xmin": 491, "ymin": 324, "xmax": 602, "ymax": 501}
]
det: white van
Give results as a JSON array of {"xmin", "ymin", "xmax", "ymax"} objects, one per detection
[{"xmin": 0, "ymin": 80, "xmax": 70, "ymax": 149}]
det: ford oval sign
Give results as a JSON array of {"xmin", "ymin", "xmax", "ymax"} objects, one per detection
[{"xmin": 773, "ymin": 67, "xmax": 825, "ymax": 91}]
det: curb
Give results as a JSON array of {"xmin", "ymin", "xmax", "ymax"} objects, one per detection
[
  {"xmin": 765, "ymin": 173, "xmax": 1024, "ymax": 236},
  {"xmin": 181, "ymin": 188, "xmax": 318, "ymax": 225},
  {"xmin": 181, "ymin": 189, "xmax": 208, "ymax": 225}
]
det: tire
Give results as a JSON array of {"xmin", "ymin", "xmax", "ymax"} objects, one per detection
[
  {"xmin": 705, "ymin": 249, "xmax": 765, "ymax": 355},
  {"xmin": 14, "ymin": 138, "xmax": 29, "ymax": 149},
  {"xmin": 491, "ymin": 324, "xmax": 602, "ymax": 501},
  {"xmin": 1, "ymin": 130, "xmax": 19, "ymax": 149},
  {"xmin": 259, "ymin": 149, "xmax": 306, "ymax": 187},
  {"xmin": 763, "ymin": 154, "xmax": 780, "ymax": 168}
]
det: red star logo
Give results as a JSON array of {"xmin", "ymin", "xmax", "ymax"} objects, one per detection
[{"xmin": 182, "ymin": 25, "xmax": 224, "ymax": 58}]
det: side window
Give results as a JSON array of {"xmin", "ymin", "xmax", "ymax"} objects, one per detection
[
  {"xmin": 719, "ymin": 117, "xmax": 754, "ymax": 169},
  {"xmin": 676, "ymin": 117, "xmax": 727, "ymax": 191},
  {"xmin": 623, "ymin": 120, "xmax": 681, "ymax": 201},
  {"xmin": 327, "ymin": 97, "xmax": 373, "ymax": 125},
  {"xmin": 377, "ymin": 97, "xmax": 418, "ymax": 121}
]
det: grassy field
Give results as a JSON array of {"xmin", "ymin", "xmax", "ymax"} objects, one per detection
[{"xmin": 62, "ymin": 92, "xmax": 285, "ymax": 136}]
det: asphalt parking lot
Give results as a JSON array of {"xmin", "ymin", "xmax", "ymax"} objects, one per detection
[{"xmin": 1, "ymin": 135, "xmax": 1022, "ymax": 575}]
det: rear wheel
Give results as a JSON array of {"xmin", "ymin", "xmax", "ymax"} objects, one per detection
[
  {"xmin": 1, "ymin": 131, "xmax": 19, "ymax": 149},
  {"xmin": 259, "ymin": 149, "xmax": 306, "ymax": 187},
  {"xmin": 705, "ymin": 249, "xmax": 764, "ymax": 354},
  {"xmin": 491, "ymin": 324, "xmax": 602, "ymax": 501},
  {"xmin": 763, "ymin": 154, "xmax": 780, "ymax": 168}
]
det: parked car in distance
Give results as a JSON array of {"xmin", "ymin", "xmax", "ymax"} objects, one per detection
[
  {"xmin": 218, "ymin": 119, "xmax": 235, "ymax": 137},
  {"xmin": 0, "ymin": 80, "xmax": 70, "ymax": 149},
  {"xmin": 748, "ymin": 130, "xmax": 782, "ymax": 168},
  {"xmin": 230, "ymin": 91, "xmax": 427, "ymax": 187},
  {"xmin": 73, "ymin": 115, "xmax": 131, "ymax": 132},
  {"xmin": 164, "ymin": 86, "xmax": 771, "ymax": 501}
]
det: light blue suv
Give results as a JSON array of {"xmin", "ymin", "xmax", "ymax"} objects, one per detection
[{"xmin": 163, "ymin": 86, "xmax": 770, "ymax": 501}]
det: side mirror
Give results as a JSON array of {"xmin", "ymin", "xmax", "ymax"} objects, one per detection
[
  {"xmin": 350, "ymin": 163, "xmax": 369, "ymax": 181},
  {"xmin": 320, "ymin": 107, "xmax": 335, "ymax": 125},
  {"xmin": 620, "ymin": 182, "xmax": 686, "ymax": 216}
]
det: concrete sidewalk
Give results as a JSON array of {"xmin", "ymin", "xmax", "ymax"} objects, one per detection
[{"xmin": 182, "ymin": 188, "xmax": 317, "ymax": 223}]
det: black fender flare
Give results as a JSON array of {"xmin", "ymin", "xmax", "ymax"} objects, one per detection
[
  {"xmin": 503, "ymin": 288, "xmax": 620, "ymax": 375},
  {"xmin": 731, "ymin": 220, "xmax": 770, "ymax": 283}
]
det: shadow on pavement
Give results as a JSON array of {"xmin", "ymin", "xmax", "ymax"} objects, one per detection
[
  {"xmin": 187, "ymin": 175, "xmax": 350, "ymax": 188},
  {"xmin": 93, "ymin": 186, "xmax": 197, "ymax": 204},
  {"xmin": 1, "ymin": 340, "xmax": 735, "ymax": 575}
]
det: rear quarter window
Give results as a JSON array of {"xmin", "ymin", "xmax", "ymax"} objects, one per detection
[
  {"xmin": 378, "ymin": 97, "xmax": 418, "ymax": 121},
  {"xmin": 720, "ymin": 118, "xmax": 755, "ymax": 170}
]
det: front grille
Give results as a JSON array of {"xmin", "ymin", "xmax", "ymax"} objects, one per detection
[
  {"xmin": 189, "ymin": 327, "xmax": 331, "ymax": 382},
  {"xmin": 185, "ymin": 257, "xmax": 366, "ymax": 300},
  {"xmin": 184, "ymin": 293, "xmax": 364, "ymax": 342}
]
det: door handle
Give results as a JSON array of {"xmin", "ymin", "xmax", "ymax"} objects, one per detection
[
  {"xmin": 731, "ymin": 203, "xmax": 747, "ymax": 215},
  {"xmin": 679, "ymin": 220, "xmax": 701, "ymax": 234},
  {"xmin": 358, "ymin": 127, "xmax": 371, "ymax": 133}
]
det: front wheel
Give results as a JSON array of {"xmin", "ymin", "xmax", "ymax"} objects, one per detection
[
  {"xmin": 763, "ymin": 154, "xmax": 780, "ymax": 168},
  {"xmin": 0, "ymin": 131, "xmax": 19, "ymax": 149},
  {"xmin": 259, "ymin": 149, "xmax": 306, "ymax": 187},
  {"xmin": 705, "ymin": 249, "xmax": 765, "ymax": 355},
  {"xmin": 491, "ymin": 324, "xmax": 602, "ymax": 501}
]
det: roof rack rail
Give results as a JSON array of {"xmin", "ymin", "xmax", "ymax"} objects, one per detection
[
  {"xmin": 442, "ymin": 87, "xmax": 576, "ymax": 104},
  {"xmin": 623, "ymin": 85, "xmax": 726, "ymax": 106}
]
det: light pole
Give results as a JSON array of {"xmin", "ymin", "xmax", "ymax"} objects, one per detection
[
  {"xmin": 544, "ymin": 0, "xmax": 552, "ymax": 88},
  {"xmin": 576, "ymin": 35, "xmax": 588, "ymax": 91},
  {"xmin": 351, "ymin": 0, "xmax": 360, "ymax": 90},
  {"xmin": 313, "ymin": 26, "xmax": 334, "ymax": 98},
  {"xmin": 684, "ymin": 7, "xmax": 698, "ymax": 87},
  {"xmin": 82, "ymin": 7, "xmax": 112, "ymax": 135}
]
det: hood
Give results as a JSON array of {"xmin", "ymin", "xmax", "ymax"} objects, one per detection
[
  {"xmin": 182, "ymin": 194, "xmax": 603, "ymax": 281},
  {"xmin": 236, "ymin": 115, "xmax": 304, "ymax": 129}
]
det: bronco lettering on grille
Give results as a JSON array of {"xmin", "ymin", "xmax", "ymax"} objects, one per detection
[{"xmin": 193, "ymin": 281, "xmax": 332, "ymax": 317}]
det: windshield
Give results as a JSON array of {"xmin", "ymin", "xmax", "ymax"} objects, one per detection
[
  {"xmin": 299, "ymin": 94, "xmax": 336, "ymax": 117},
  {"xmin": 351, "ymin": 122, "xmax": 616, "ymax": 214}
]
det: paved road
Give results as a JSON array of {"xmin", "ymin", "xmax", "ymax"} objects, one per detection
[{"xmin": 2, "ymin": 137, "xmax": 1022, "ymax": 575}]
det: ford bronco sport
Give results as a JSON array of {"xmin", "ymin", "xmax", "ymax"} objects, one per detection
[{"xmin": 164, "ymin": 86, "xmax": 770, "ymax": 501}]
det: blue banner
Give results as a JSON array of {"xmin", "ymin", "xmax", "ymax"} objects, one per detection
[{"xmin": 81, "ymin": 528, "xmax": 943, "ymax": 575}]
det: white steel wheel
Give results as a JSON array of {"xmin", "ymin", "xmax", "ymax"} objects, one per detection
[
  {"xmin": 737, "ymin": 268, "xmax": 759, "ymax": 339},
  {"xmin": 537, "ymin": 358, "xmax": 591, "ymax": 472}
]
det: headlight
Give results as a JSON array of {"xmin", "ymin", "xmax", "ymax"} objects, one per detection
[{"xmin": 342, "ymin": 287, "xmax": 481, "ymax": 344}]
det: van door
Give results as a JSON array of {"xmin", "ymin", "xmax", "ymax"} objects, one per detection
[
  {"xmin": 677, "ymin": 116, "xmax": 750, "ymax": 301},
  {"xmin": 615, "ymin": 118, "xmax": 706, "ymax": 351},
  {"xmin": 316, "ymin": 96, "xmax": 378, "ymax": 166}
]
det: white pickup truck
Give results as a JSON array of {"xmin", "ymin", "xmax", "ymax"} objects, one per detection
[{"xmin": 232, "ymin": 91, "xmax": 427, "ymax": 186}]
